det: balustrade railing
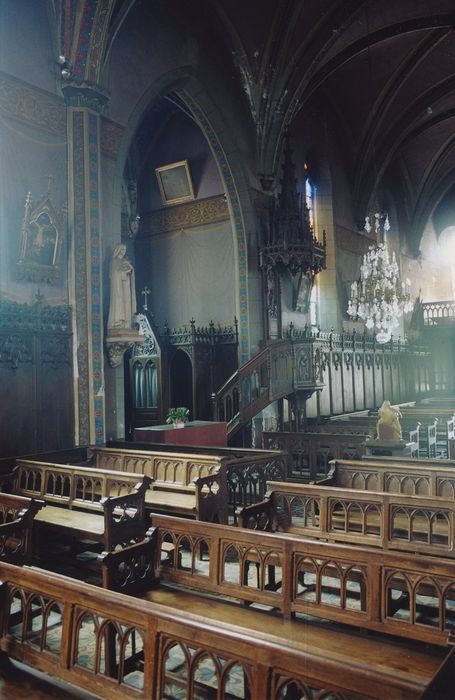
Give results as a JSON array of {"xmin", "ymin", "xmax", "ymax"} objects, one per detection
[
  {"xmin": 422, "ymin": 300, "xmax": 455, "ymax": 326},
  {"xmin": 213, "ymin": 327, "xmax": 431, "ymax": 438}
]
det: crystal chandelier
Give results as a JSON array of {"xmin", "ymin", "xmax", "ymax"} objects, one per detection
[{"xmin": 347, "ymin": 213, "xmax": 412, "ymax": 343}]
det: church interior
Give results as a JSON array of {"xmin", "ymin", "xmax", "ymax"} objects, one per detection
[{"xmin": 1, "ymin": 1, "xmax": 455, "ymax": 698}]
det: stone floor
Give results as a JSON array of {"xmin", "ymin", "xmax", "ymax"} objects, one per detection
[{"xmin": 0, "ymin": 657, "xmax": 102, "ymax": 700}]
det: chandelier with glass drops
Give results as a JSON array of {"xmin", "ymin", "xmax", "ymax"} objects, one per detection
[{"xmin": 347, "ymin": 213, "xmax": 413, "ymax": 343}]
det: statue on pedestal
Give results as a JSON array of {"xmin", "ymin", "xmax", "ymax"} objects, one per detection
[
  {"xmin": 108, "ymin": 243, "xmax": 137, "ymax": 330},
  {"xmin": 105, "ymin": 243, "xmax": 143, "ymax": 367},
  {"xmin": 377, "ymin": 400, "xmax": 402, "ymax": 441}
]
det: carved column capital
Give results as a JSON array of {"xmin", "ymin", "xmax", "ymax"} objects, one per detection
[{"xmin": 62, "ymin": 83, "xmax": 109, "ymax": 113}]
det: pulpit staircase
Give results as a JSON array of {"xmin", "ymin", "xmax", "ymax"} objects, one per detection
[{"xmin": 212, "ymin": 339, "xmax": 298, "ymax": 438}]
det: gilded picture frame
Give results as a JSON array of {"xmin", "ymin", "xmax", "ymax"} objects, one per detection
[
  {"xmin": 16, "ymin": 194, "xmax": 62, "ymax": 284},
  {"xmin": 155, "ymin": 160, "xmax": 195, "ymax": 205}
]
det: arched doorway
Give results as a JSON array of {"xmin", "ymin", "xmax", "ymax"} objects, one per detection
[{"xmin": 169, "ymin": 349, "xmax": 193, "ymax": 419}]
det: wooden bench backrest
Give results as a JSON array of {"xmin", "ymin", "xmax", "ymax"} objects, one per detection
[
  {"xmin": 325, "ymin": 457, "xmax": 455, "ymax": 497},
  {"xmin": 0, "ymin": 560, "xmax": 431, "ymax": 700},
  {"xmin": 239, "ymin": 480, "xmax": 455, "ymax": 558},
  {"xmin": 15, "ymin": 459, "xmax": 148, "ymax": 509},
  {"xmin": 100, "ymin": 512, "xmax": 455, "ymax": 647},
  {"xmin": 94, "ymin": 446, "xmax": 222, "ymax": 490}
]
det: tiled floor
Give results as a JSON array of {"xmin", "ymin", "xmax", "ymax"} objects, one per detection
[{"xmin": 0, "ymin": 657, "xmax": 101, "ymax": 700}]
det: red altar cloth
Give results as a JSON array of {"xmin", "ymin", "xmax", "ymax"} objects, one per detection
[{"xmin": 134, "ymin": 421, "xmax": 228, "ymax": 447}]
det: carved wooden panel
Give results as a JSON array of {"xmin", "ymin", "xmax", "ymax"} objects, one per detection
[{"xmin": 0, "ymin": 296, "xmax": 73, "ymax": 456}]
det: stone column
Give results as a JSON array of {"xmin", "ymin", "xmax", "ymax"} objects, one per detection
[{"xmin": 64, "ymin": 85, "xmax": 108, "ymax": 445}]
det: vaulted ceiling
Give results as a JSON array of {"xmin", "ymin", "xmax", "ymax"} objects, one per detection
[
  {"xmin": 210, "ymin": 0, "xmax": 455, "ymax": 250},
  {"xmin": 54, "ymin": 0, "xmax": 455, "ymax": 252}
]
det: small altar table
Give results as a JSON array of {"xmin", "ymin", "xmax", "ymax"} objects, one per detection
[{"xmin": 134, "ymin": 421, "xmax": 228, "ymax": 447}]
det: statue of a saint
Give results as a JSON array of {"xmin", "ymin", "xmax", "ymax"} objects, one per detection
[
  {"xmin": 107, "ymin": 244, "xmax": 137, "ymax": 330},
  {"xmin": 377, "ymin": 400, "xmax": 402, "ymax": 441}
]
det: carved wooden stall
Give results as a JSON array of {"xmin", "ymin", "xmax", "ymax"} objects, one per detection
[
  {"xmin": 126, "ymin": 314, "xmax": 238, "ymax": 437},
  {"xmin": 164, "ymin": 317, "xmax": 239, "ymax": 422},
  {"xmin": 0, "ymin": 294, "xmax": 73, "ymax": 456}
]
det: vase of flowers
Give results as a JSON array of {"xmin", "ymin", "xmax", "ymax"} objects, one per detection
[{"xmin": 166, "ymin": 407, "xmax": 190, "ymax": 428}]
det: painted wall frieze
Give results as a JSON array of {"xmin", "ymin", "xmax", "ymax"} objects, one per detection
[{"xmin": 141, "ymin": 195, "xmax": 229, "ymax": 236}]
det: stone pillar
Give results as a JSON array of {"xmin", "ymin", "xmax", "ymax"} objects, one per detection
[{"xmin": 64, "ymin": 85, "xmax": 108, "ymax": 445}]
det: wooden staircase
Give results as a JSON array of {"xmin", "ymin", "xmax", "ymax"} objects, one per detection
[{"xmin": 212, "ymin": 339, "xmax": 299, "ymax": 437}]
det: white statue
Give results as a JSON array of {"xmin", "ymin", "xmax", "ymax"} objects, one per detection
[
  {"xmin": 107, "ymin": 243, "xmax": 137, "ymax": 330},
  {"xmin": 377, "ymin": 400, "xmax": 402, "ymax": 441}
]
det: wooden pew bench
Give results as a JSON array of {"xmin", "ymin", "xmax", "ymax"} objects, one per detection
[
  {"xmin": 97, "ymin": 515, "xmax": 455, "ymax": 698},
  {"xmin": 13, "ymin": 459, "xmax": 151, "ymax": 555},
  {"xmin": 237, "ymin": 480, "xmax": 455, "ymax": 558},
  {"xmin": 100, "ymin": 512, "xmax": 455, "ymax": 648},
  {"xmin": 322, "ymin": 457, "xmax": 455, "ymax": 497},
  {"xmin": 93, "ymin": 445, "xmax": 287, "ymax": 523},
  {"xmin": 0, "ymin": 560, "xmax": 446, "ymax": 700},
  {"xmin": 15, "ymin": 454, "xmax": 227, "ymax": 525}
]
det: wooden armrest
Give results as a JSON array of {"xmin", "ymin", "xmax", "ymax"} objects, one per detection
[
  {"xmin": 237, "ymin": 497, "xmax": 275, "ymax": 530},
  {"xmin": 99, "ymin": 531, "xmax": 157, "ymax": 592}
]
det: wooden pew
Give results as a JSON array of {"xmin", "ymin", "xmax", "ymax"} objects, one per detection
[
  {"xmin": 93, "ymin": 445, "xmax": 287, "ymax": 523},
  {"xmin": 237, "ymin": 480, "xmax": 455, "ymax": 559},
  {"xmin": 263, "ymin": 430, "xmax": 369, "ymax": 481},
  {"xmin": 15, "ymin": 455, "xmax": 227, "ymax": 524},
  {"xmin": 101, "ymin": 512, "xmax": 455, "ymax": 648},
  {"xmin": 0, "ymin": 493, "xmax": 44, "ymax": 564},
  {"xmin": 325, "ymin": 457, "xmax": 455, "ymax": 497},
  {"xmin": 13, "ymin": 459, "xmax": 152, "ymax": 554},
  {"xmin": 0, "ymin": 560, "xmax": 447, "ymax": 700}
]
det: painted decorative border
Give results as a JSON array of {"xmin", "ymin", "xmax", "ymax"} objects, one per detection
[
  {"xmin": 177, "ymin": 90, "xmax": 250, "ymax": 362},
  {"xmin": 0, "ymin": 71, "xmax": 119, "ymax": 159},
  {"xmin": 87, "ymin": 112, "xmax": 104, "ymax": 443},
  {"xmin": 72, "ymin": 110, "xmax": 90, "ymax": 443},
  {"xmin": 100, "ymin": 117, "xmax": 124, "ymax": 159},
  {"xmin": 71, "ymin": 0, "xmax": 97, "ymax": 83},
  {"xmin": 141, "ymin": 195, "xmax": 229, "ymax": 235},
  {"xmin": 0, "ymin": 71, "xmax": 65, "ymax": 135}
]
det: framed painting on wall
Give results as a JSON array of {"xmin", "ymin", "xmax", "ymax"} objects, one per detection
[
  {"xmin": 155, "ymin": 160, "xmax": 195, "ymax": 205},
  {"xmin": 16, "ymin": 193, "xmax": 62, "ymax": 284}
]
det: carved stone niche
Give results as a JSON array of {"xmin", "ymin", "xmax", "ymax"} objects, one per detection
[{"xmin": 16, "ymin": 192, "xmax": 63, "ymax": 284}]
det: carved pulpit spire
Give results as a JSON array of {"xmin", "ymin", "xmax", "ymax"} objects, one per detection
[{"xmin": 259, "ymin": 132, "xmax": 326, "ymax": 275}]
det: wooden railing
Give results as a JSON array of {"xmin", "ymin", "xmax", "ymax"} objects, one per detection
[
  {"xmin": 239, "ymin": 481, "xmax": 455, "ymax": 559},
  {"xmin": 109, "ymin": 513, "xmax": 455, "ymax": 648},
  {"xmin": 0, "ymin": 560, "xmax": 434, "ymax": 700},
  {"xmin": 212, "ymin": 339, "xmax": 294, "ymax": 436}
]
